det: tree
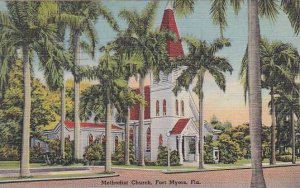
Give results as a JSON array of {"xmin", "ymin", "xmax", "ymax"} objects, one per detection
[
  {"xmin": 240, "ymin": 38, "xmax": 299, "ymax": 165},
  {"xmin": 119, "ymin": 2, "xmax": 171, "ymax": 166},
  {"xmin": 0, "ymin": 1, "xmax": 67, "ymax": 177},
  {"xmin": 60, "ymin": 1, "xmax": 119, "ymax": 160},
  {"xmin": 79, "ymin": 42, "xmax": 142, "ymax": 173},
  {"xmin": 173, "ymin": 37, "xmax": 233, "ymax": 169}
]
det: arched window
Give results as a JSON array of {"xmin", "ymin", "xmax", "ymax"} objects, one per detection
[
  {"xmin": 175, "ymin": 99, "xmax": 179, "ymax": 115},
  {"xmin": 146, "ymin": 128, "xmax": 151, "ymax": 151},
  {"xmin": 115, "ymin": 136, "xmax": 119, "ymax": 150},
  {"xmin": 159, "ymin": 134, "xmax": 163, "ymax": 146},
  {"xmin": 181, "ymin": 100, "xmax": 185, "ymax": 116},
  {"xmin": 156, "ymin": 100, "xmax": 160, "ymax": 116},
  {"xmin": 163, "ymin": 99, "xmax": 167, "ymax": 115},
  {"xmin": 130, "ymin": 128, "xmax": 134, "ymax": 143},
  {"xmin": 88, "ymin": 134, "xmax": 93, "ymax": 145}
]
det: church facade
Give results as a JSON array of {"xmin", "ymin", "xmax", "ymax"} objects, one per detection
[{"xmin": 41, "ymin": 3, "xmax": 221, "ymax": 164}]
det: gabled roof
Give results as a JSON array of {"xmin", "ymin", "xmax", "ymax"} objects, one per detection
[
  {"xmin": 64, "ymin": 121, "xmax": 122, "ymax": 130},
  {"xmin": 171, "ymin": 118, "xmax": 190, "ymax": 135},
  {"xmin": 130, "ymin": 85, "xmax": 150, "ymax": 120},
  {"xmin": 160, "ymin": 4, "xmax": 184, "ymax": 58}
]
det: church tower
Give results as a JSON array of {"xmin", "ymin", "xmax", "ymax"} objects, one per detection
[{"xmin": 149, "ymin": 1, "xmax": 198, "ymax": 161}]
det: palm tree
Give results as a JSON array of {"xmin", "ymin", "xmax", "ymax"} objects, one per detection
[
  {"xmin": 240, "ymin": 39, "xmax": 300, "ymax": 165},
  {"xmin": 119, "ymin": 2, "xmax": 171, "ymax": 166},
  {"xmin": 60, "ymin": 1, "xmax": 119, "ymax": 160},
  {"xmin": 79, "ymin": 42, "xmax": 142, "ymax": 173},
  {"xmin": 0, "ymin": 1, "xmax": 66, "ymax": 177},
  {"xmin": 274, "ymin": 86, "xmax": 300, "ymax": 164},
  {"xmin": 173, "ymin": 36, "xmax": 233, "ymax": 169}
]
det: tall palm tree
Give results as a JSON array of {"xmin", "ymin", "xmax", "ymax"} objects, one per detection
[
  {"xmin": 240, "ymin": 38, "xmax": 300, "ymax": 165},
  {"xmin": 274, "ymin": 86, "xmax": 300, "ymax": 164},
  {"xmin": 173, "ymin": 36, "xmax": 233, "ymax": 169},
  {"xmin": 60, "ymin": 1, "xmax": 119, "ymax": 160},
  {"xmin": 173, "ymin": 0, "xmax": 296, "ymax": 186},
  {"xmin": 79, "ymin": 42, "xmax": 142, "ymax": 172},
  {"xmin": 0, "ymin": 1, "xmax": 66, "ymax": 177},
  {"xmin": 119, "ymin": 2, "xmax": 171, "ymax": 166}
]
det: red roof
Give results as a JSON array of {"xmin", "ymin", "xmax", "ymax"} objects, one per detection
[
  {"xmin": 130, "ymin": 86, "xmax": 150, "ymax": 120},
  {"xmin": 64, "ymin": 121, "xmax": 122, "ymax": 130},
  {"xmin": 160, "ymin": 7, "xmax": 184, "ymax": 58},
  {"xmin": 171, "ymin": 118, "xmax": 190, "ymax": 135}
]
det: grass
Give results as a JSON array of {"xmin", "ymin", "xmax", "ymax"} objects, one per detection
[
  {"xmin": 0, "ymin": 172, "xmax": 114, "ymax": 182},
  {"xmin": 0, "ymin": 161, "xmax": 84, "ymax": 169}
]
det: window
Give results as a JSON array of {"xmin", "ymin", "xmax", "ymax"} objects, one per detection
[
  {"xmin": 130, "ymin": 128, "xmax": 134, "ymax": 143},
  {"xmin": 88, "ymin": 134, "xmax": 93, "ymax": 145},
  {"xmin": 163, "ymin": 99, "xmax": 166, "ymax": 116},
  {"xmin": 146, "ymin": 128, "xmax": 151, "ymax": 151},
  {"xmin": 181, "ymin": 100, "xmax": 185, "ymax": 116},
  {"xmin": 156, "ymin": 100, "xmax": 160, "ymax": 116},
  {"xmin": 115, "ymin": 136, "xmax": 119, "ymax": 150},
  {"xmin": 175, "ymin": 99, "xmax": 179, "ymax": 115},
  {"xmin": 159, "ymin": 134, "xmax": 163, "ymax": 146}
]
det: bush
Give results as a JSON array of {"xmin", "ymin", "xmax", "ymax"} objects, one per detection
[
  {"xmin": 0, "ymin": 145, "xmax": 20, "ymax": 160},
  {"xmin": 84, "ymin": 143, "xmax": 104, "ymax": 162},
  {"xmin": 204, "ymin": 135, "xmax": 215, "ymax": 164},
  {"xmin": 47, "ymin": 139, "xmax": 74, "ymax": 165},
  {"xmin": 112, "ymin": 141, "xmax": 135, "ymax": 165},
  {"xmin": 156, "ymin": 146, "xmax": 180, "ymax": 166},
  {"xmin": 30, "ymin": 145, "xmax": 44, "ymax": 163},
  {"xmin": 217, "ymin": 134, "xmax": 242, "ymax": 164},
  {"xmin": 276, "ymin": 155, "xmax": 292, "ymax": 162}
]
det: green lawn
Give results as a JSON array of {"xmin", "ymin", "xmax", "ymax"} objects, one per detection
[
  {"xmin": 0, "ymin": 172, "xmax": 114, "ymax": 182},
  {"xmin": 0, "ymin": 161, "xmax": 84, "ymax": 169}
]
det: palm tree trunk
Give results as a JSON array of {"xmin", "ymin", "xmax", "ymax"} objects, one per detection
[
  {"xmin": 61, "ymin": 79, "xmax": 66, "ymax": 159},
  {"xmin": 20, "ymin": 46, "xmax": 31, "ymax": 177},
  {"xmin": 198, "ymin": 71, "xmax": 205, "ymax": 169},
  {"xmin": 125, "ymin": 108, "xmax": 130, "ymax": 165},
  {"xmin": 138, "ymin": 75, "xmax": 145, "ymax": 166},
  {"xmin": 291, "ymin": 112, "xmax": 296, "ymax": 164},
  {"xmin": 270, "ymin": 87, "xmax": 276, "ymax": 165},
  {"xmin": 105, "ymin": 91, "xmax": 112, "ymax": 173},
  {"xmin": 73, "ymin": 30, "xmax": 81, "ymax": 160},
  {"xmin": 248, "ymin": 0, "xmax": 266, "ymax": 187}
]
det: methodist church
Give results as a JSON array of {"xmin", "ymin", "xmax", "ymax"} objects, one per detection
[{"xmin": 41, "ymin": 3, "xmax": 221, "ymax": 164}]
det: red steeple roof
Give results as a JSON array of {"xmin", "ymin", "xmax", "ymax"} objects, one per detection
[{"xmin": 160, "ymin": 4, "xmax": 184, "ymax": 58}]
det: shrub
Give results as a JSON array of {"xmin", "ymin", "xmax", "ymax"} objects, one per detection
[
  {"xmin": 204, "ymin": 135, "xmax": 215, "ymax": 164},
  {"xmin": 276, "ymin": 155, "xmax": 292, "ymax": 162},
  {"xmin": 156, "ymin": 146, "xmax": 180, "ymax": 166},
  {"xmin": 217, "ymin": 134, "xmax": 242, "ymax": 164},
  {"xmin": 112, "ymin": 141, "xmax": 135, "ymax": 165},
  {"xmin": 84, "ymin": 143, "xmax": 104, "ymax": 162},
  {"xmin": 30, "ymin": 145, "xmax": 44, "ymax": 163},
  {"xmin": 47, "ymin": 139, "xmax": 74, "ymax": 165},
  {"xmin": 0, "ymin": 145, "xmax": 20, "ymax": 160}
]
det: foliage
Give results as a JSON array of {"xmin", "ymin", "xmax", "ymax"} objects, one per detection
[
  {"xmin": 84, "ymin": 143, "xmax": 104, "ymax": 162},
  {"xmin": 217, "ymin": 134, "xmax": 242, "ymax": 164},
  {"xmin": 210, "ymin": 115, "xmax": 232, "ymax": 132},
  {"xmin": 156, "ymin": 146, "xmax": 180, "ymax": 166},
  {"xmin": 276, "ymin": 155, "xmax": 293, "ymax": 162},
  {"xmin": 112, "ymin": 141, "xmax": 135, "ymax": 165},
  {"xmin": 0, "ymin": 145, "xmax": 19, "ymax": 161},
  {"xmin": 204, "ymin": 135, "xmax": 216, "ymax": 164},
  {"xmin": 30, "ymin": 145, "xmax": 44, "ymax": 163},
  {"xmin": 47, "ymin": 139, "xmax": 74, "ymax": 165}
]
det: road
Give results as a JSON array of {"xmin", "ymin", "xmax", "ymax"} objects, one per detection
[{"xmin": 0, "ymin": 166, "xmax": 299, "ymax": 188}]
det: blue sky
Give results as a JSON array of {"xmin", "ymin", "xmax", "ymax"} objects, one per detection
[{"xmin": 1, "ymin": 1, "xmax": 299, "ymax": 126}]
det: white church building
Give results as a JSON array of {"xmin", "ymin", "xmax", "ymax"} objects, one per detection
[{"xmin": 41, "ymin": 3, "xmax": 221, "ymax": 164}]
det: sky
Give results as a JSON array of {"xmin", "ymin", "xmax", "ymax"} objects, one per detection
[{"xmin": 1, "ymin": 1, "xmax": 300, "ymax": 127}]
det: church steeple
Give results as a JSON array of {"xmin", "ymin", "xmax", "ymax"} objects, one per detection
[{"xmin": 160, "ymin": 1, "xmax": 184, "ymax": 58}]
